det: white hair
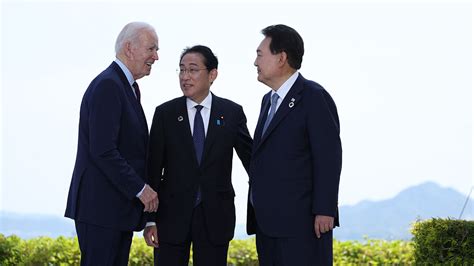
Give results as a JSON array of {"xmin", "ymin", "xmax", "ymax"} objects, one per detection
[{"xmin": 115, "ymin": 22, "xmax": 156, "ymax": 54}]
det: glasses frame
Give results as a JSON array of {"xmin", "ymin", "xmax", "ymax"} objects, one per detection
[{"xmin": 177, "ymin": 67, "xmax": 208, "ymax": 76}]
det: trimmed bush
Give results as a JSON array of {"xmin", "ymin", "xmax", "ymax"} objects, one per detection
[
  {"xmin": 0, "ymin": 234, "xmax": 414, "ymax": 265},
  {"xmin": 334, "ymin": 238, "xmax": 414, "ymax": 265},
  {"xmin": 227, "ymin": 238, "xmax": 258, "ymax": 266},
  {"xmin": 411, "ymin": 218, "xmax": 474, "ymax": 264}
]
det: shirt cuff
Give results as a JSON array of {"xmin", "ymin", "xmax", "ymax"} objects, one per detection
[
  {"xmin": 146, "ymin": 222, "xmax": 156, "ymax": 227},
  {"xmin": 136, "ymin": 184, "xmax": 146, "ymax": 198}
]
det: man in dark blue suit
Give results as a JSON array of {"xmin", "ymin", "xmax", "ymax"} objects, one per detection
[
  {"xmin": 143, "ymin": 45, "xmax": 252, "ymax": 266},
  {"xmin": 65, "ymin": 22, "xmax": 160, "ymax": 265},
  {"xmin": 247, "ymin": 24, "xmax": 342, "ymax": 265}
]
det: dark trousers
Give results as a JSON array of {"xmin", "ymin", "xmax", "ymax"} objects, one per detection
[
  {"xmin": 256, "ymin": 223, "xmax": 333, "ymax": 266},
  {"xmin": 75, "ymin": 221, "xmax": 133, "ymax": 266},
  {"xmin": 154, "ymin": 204, "xmax": 229, "ymax": 266}
]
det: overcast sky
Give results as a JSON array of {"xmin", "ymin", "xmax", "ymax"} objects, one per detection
[{"xmin": 1, "ymin": 0, "xmax": 472, "ymax": 225}]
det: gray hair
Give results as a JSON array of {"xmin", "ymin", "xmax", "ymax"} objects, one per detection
[{"xmin": 115, "ymin": 22, "xmax": 156, "ymax": 54}]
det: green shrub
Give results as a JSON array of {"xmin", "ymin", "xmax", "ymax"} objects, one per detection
[
  {"xmin": 227, "ymin": 238, "xmax": 258, "ymax": 266},
  {"xmin": 334, "ymin": 238, "xmax": 414, "ymax": 265},
  {"xmin": 129, "ymin": 237, "xmax": 153, "ymax": 265},
  {"xmin": 411, "ymin": 218, "xmax": 474, "ymax": 264},
  {"xmin": 0, "ymin": 234, "xmax": 415, "ymax": 265},
  {"xmin": 0, "ymin": 234, "xmax": 24, "ymax": 265}
]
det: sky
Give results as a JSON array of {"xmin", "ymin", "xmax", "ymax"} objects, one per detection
[{"xmin": 1, "ymin": 0, "xmax": 472, "ymax": 225}]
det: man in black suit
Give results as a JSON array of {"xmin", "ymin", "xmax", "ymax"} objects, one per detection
[
  {"xmin": 144, "ymin": 45, "xmax": 252, "ymax": 266},
  {"xmin": 65, "ymin": 22, "xmax": 159, "ymax": 265},
  {"xmin": 247, "ymin": 24, "xmax": 342, "ymax": 265}
]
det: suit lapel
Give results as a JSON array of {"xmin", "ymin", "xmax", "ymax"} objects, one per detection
[
  {"xmin": 111, "ymin": 62, "xmax": 148, "ymax": 133},
  {"xmin": 253, "ymin": 92, "xmax": 271, "ymax": 146},
  {"xmin": 201, "ymin": 93, "xmax": 222, "ymax": 167},
  {"xmin": 174, "ymin": 97, "xmax": 199, "ymax": 165},
  {"xmin": 127, "ymin": 91, "xmax": 148, "ymax": 133},
  {"xmin": 254, "ymin": 74, "xmax": 305, "ymax": 153}
]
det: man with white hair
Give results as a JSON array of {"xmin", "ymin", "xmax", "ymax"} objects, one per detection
[{"xmin": 65, "ymin": 22, "xmax": 159, "ymax": 265}]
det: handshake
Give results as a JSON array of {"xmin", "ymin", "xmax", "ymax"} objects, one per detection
[{"xmin": 138, "ymin": 184, "xmax": 159, "ymax": 212}]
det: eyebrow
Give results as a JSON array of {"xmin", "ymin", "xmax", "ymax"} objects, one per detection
[{"xmin": 179, "ymin": 63, "xmax": 200, "ymax": 67}]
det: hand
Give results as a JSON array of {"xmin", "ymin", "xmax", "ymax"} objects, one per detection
[
  {"xmin": 138, "ymin": 184, "xmax": 159, "ymax": 212},
  {"xmin": 143, "ymin": 225, "xmax": 159, "ymax": 248},
  {"xmin": 314, "ymin": 215, "xmax": 334, "ymax": 238}
]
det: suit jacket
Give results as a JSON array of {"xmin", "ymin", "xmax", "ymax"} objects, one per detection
[
  {"xmin": 247, "ymin": 73, "xmax": 342, "ymax": 237},
  {"xmin": 147, "ymin": 94, "xmax": 252, "ymax": 245},
  {"xmin": 65, "ymin": 62, "xmax": 148, "ymax": 231}
]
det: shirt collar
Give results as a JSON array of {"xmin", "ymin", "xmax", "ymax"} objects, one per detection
[
  {"xmin": 272, "ymin": 71, "xmax": 299, "ymax": 100},
  {"xmin": 186, "ymin": 92, "xmax": 213, "ymax": 110},
  {"xmin": 114, "ymin": 58, "xmax": 135, "ymax": 86}
]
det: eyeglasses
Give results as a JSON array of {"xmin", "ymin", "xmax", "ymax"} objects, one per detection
[{"xmin": 177, "ymin": 68, "xmax": 208, "ymax": 76}]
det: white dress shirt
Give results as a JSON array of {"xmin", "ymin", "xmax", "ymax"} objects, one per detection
[
  {"xmin": 186, "ymin": 92, "xmax": 212, "ymax": 136},
  {"xmin": 268, "ymin": 71, "xmax": 299, "ymax": 114}
]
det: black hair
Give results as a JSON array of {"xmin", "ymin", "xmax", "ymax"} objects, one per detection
[
  {"xmin": 180, "ymin": 45, "xmax": 218, "ymax": 70},
  {"xmin": 261, "ymin": 24, "xmax": 304, "ymax": 69}
]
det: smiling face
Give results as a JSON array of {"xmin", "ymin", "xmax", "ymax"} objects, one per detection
[
  {"xmin": 127, "ymin": 29, "xmax": 159, "ymax": 80},
  {"xmin": 254, "ymin": 37, "xmax": 281, "ymax": 89},
  {"xmin": 179, "ymin": 52, "xmax": 217, "ymax": 103}
]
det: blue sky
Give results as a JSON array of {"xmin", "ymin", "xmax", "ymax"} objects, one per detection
[{"xmin": 1, "ymin": 0, "xmax": 472, "ymax": 225}]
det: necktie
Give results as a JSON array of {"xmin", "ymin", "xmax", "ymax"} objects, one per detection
[
  {"xmin": 193, "ymin": 105, "xmax": 205, "ymax": 206},
  {"xmin": 132, "ymin": 82, "xmax": 141, "ymax": 103},
  {"xmin": 193, "ymin": 105, "xmax": 205, "ymax": 164},
  {"xmin": 261, "ymin": 93, "xmax": 279, "ymax": 136}
]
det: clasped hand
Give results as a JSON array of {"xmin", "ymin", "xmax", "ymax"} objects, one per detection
[{"xmin": 138, "ymin": 184, "xmax": 159, "ymax": 212}]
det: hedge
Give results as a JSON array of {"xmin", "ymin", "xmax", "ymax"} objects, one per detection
[
  {"xmin": 0, "ymin": 234, "xmax": 414, "ymax": 265},
  {"xmin": 411, "ymin": 218, "xmax": 474, "ymax": 264}
]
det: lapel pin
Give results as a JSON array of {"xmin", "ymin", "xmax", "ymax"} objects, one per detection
[
  {"xmin": 217, "ymin": 115, "xmax": 225, "ymax": 126},
  {"xmin": 289, "ymin": 98, "xmax": 296, "ymax": 108},
  {"xmin": 177, "ymin": 116, "xmax": 183, "ymax": 122}
]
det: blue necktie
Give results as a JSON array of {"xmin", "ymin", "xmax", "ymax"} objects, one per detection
[
  {"xmin": 193, "ymin": 105, "xmax": 205, "ymax": 206},
  {"xmin": 261, "ymin": 93, "xmax": 279, "ymax": 136}
]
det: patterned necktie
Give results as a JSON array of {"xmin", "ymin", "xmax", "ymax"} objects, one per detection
[
  {"xmin": 132, "ymin": 82, "xmax": 141, "ymax": 103},
  {"xmin": 261, "ymin": 93, "xmax": 279, "ymax": 136},
  {"xmin": 193, "ymin": 105, "xmax": 205, "ymax": 206}
]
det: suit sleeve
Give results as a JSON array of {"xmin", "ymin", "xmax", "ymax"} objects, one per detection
[
  {"xmin": 306, "ymin": 88, "xmax": 342, "ymax": 218},
  {"xmin": 88, "ymin": 79, "xmax": 145, "ymax": 200},
  {"xmin": 233, "ymin": 105, "xmax": 253, "ymax": 173}
]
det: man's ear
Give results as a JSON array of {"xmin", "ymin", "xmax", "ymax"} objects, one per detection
[
  {"xmin": 278, "ymin": 51, "xmax": 288, "ymax": 67},
  {"xmin": 124, "ymin": 41, "xmax": 133, "ymax": 58},
  {"xmin": 209, "ymin": 69, "xmax": 218, "ymax": 85}
]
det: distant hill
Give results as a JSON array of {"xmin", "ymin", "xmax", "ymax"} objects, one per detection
[
  {"xmin": 334, "ymin": 181, "xmax": 473, "ymax": 240},
  {"xmin": 0, "ymin": 211, "xmax": 76, "ymax": 239},
  {"xmin": 1, "ymin": 182, "xmax": 472, "ymax": 240}
]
